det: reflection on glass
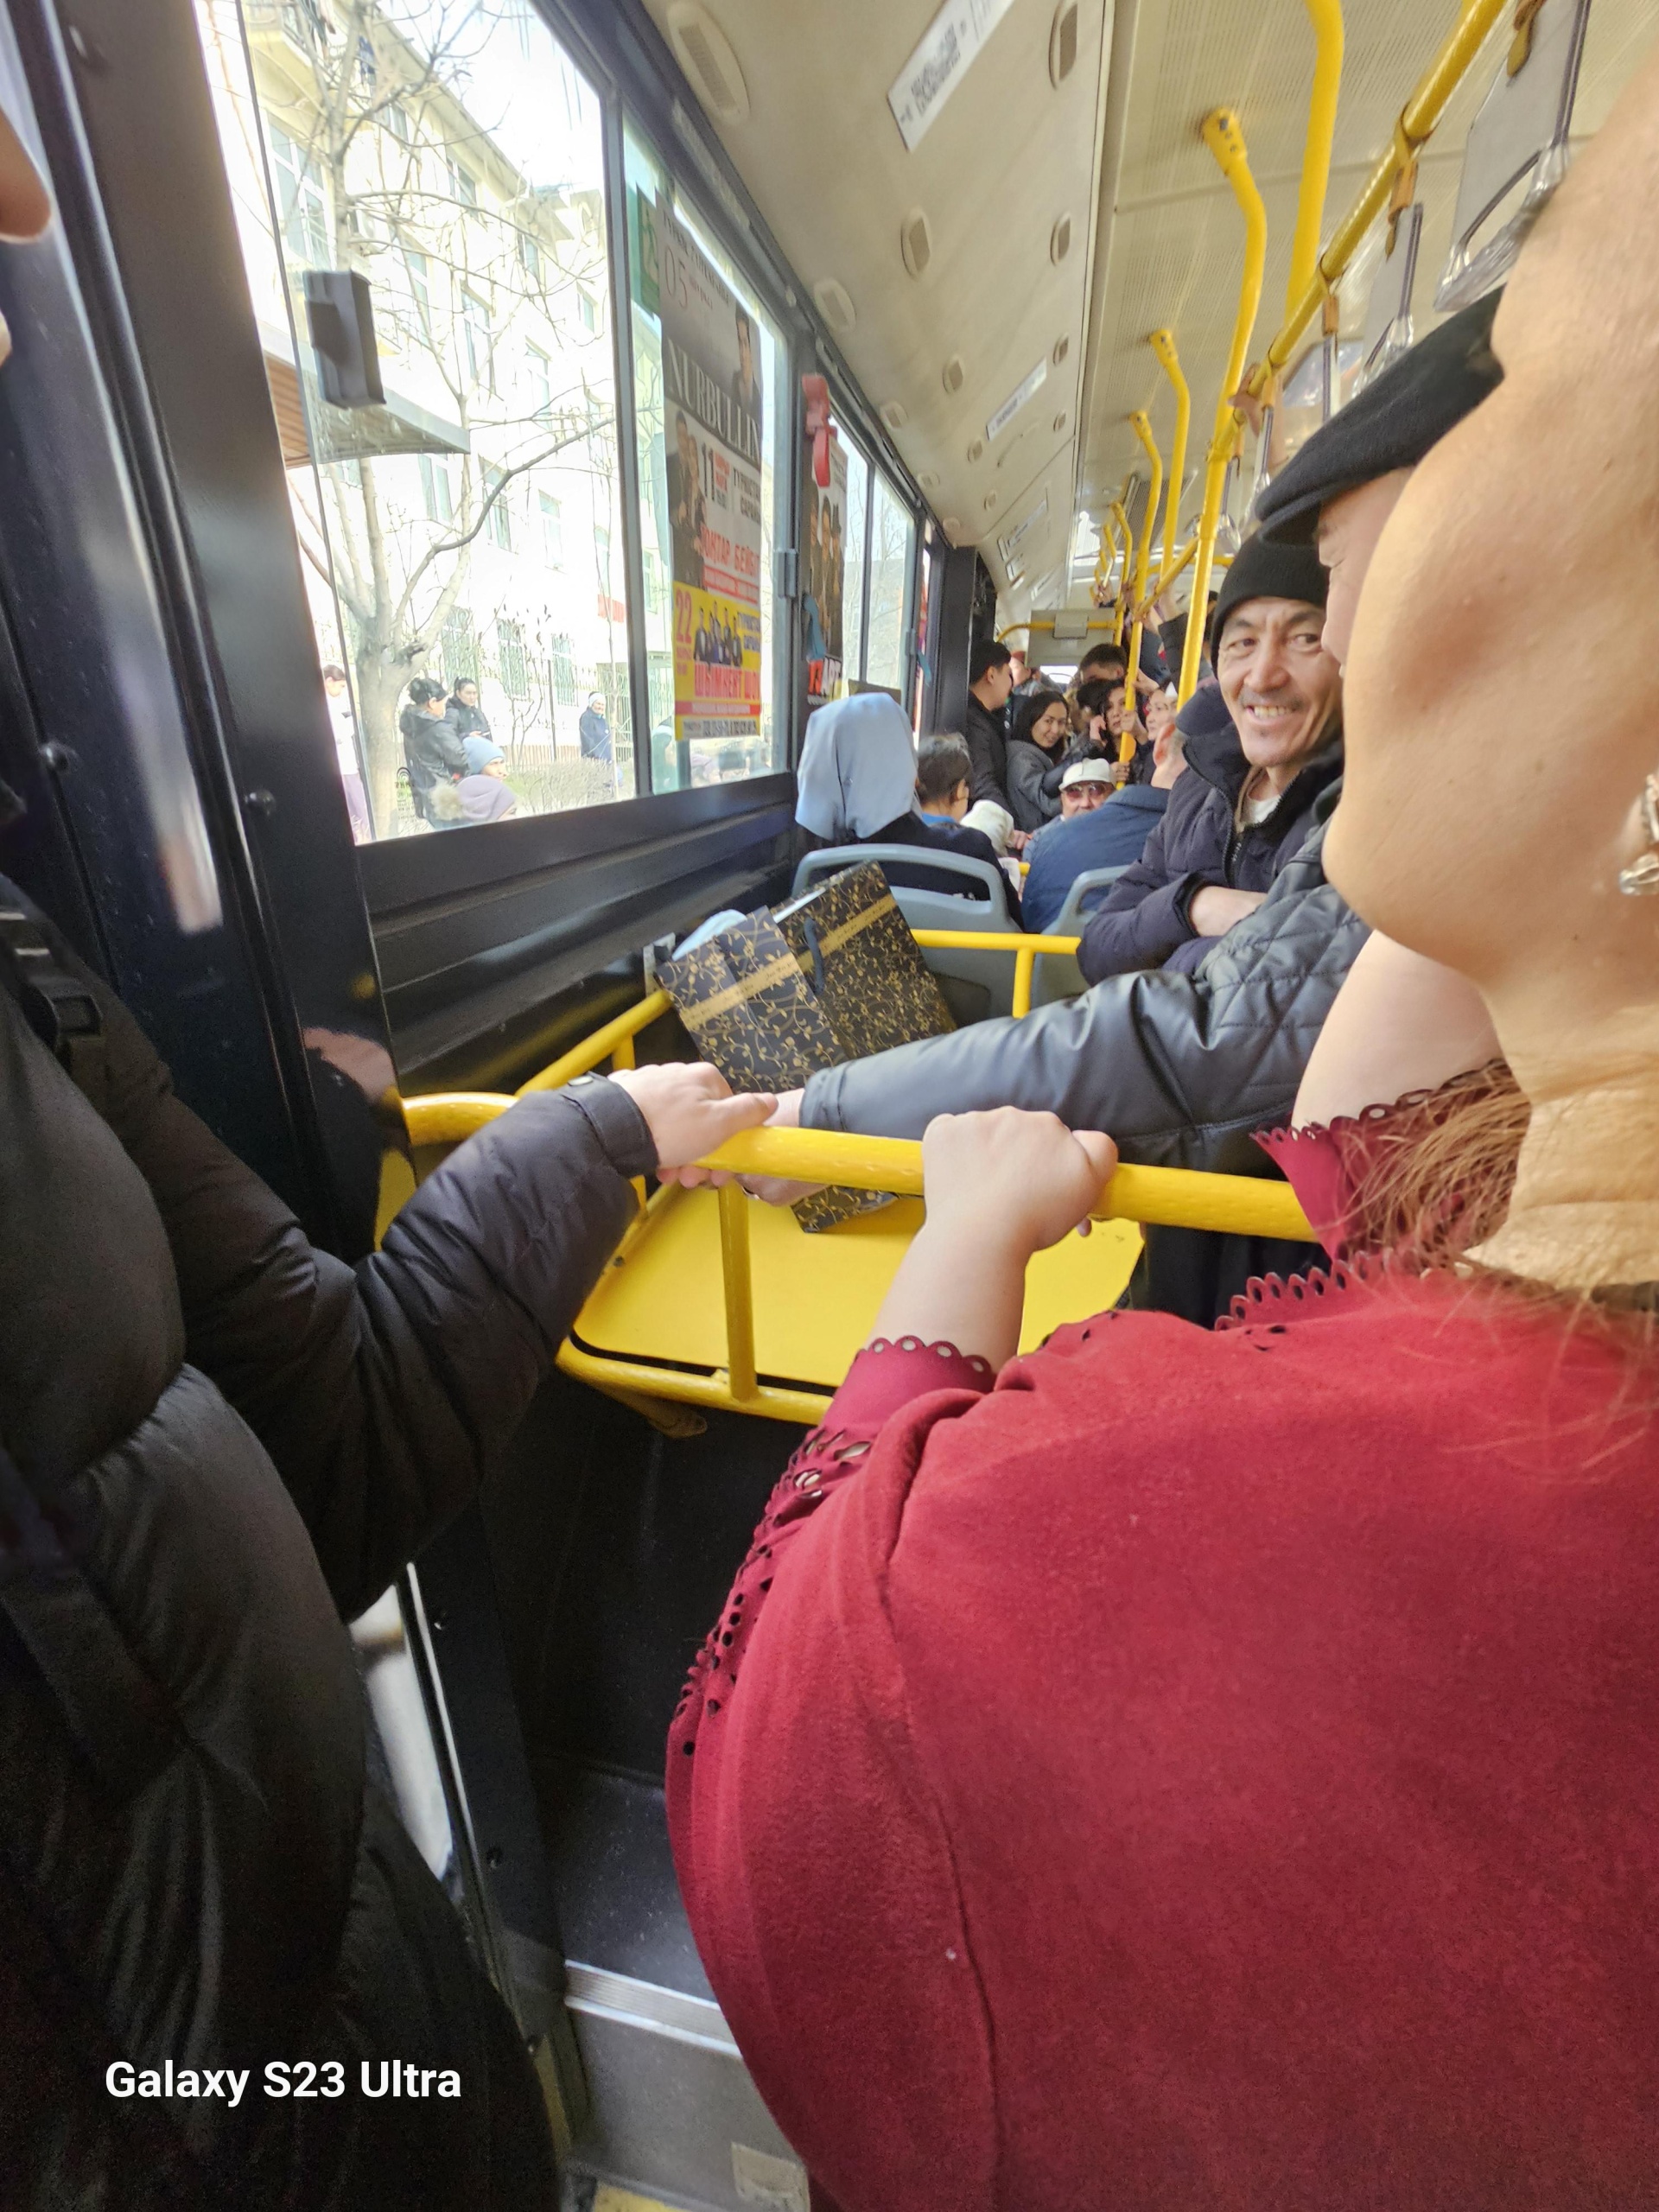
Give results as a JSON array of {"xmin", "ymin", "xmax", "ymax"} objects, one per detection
[
  {"xmin": 841, "ymin": 445, "xmax": 868, "ymax": 688},
  {"xmin": 194, "ymin": 0, "xmax": 632, "ymax": 839},
  {"xmin": 623, "ymin": 127, "xmax": 782, "ymax": 796},
  {"xmin": 866, "ymin": 469, "xmax": 915, "ymax": 695}
]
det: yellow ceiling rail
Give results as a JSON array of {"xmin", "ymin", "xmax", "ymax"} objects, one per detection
[
  {"xmin": 1247, "ymin": 0, "xmax": 1508, "ymax": 404},
  {"xmin": 1123, "ymin": 410, "xmax": 1164, "ymax": 753},
  {"xmin": 1147, "ymin": 328, "xmax": 1190, "ymax": 588},
  {"xmin": 1179, "ymin": 109, "xmax": 1267, "ymax": 705},
  {"xmin": 1286, "ymin": 0, "xmax": 1345, "ymax": 319}
]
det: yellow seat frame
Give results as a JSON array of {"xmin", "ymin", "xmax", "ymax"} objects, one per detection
[{"xmin": 399, "ymin": 931, "xmax": 1313, "ymax": 1425}]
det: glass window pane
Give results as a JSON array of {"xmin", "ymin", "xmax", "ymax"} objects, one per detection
[
  {"xmin": 841, "ymin": 445, "xmax": 869, "ymax": 686},
  {"xmin": 194, "ymin": 0, "xmax": 632, "ymax": 840},
  {"xmin": 866, "ymin": 470, "xmax": 915, "ymax": 696},
  {"xmin": 623, "ymin": 126, "xmax": 784, "ymax": 794}
]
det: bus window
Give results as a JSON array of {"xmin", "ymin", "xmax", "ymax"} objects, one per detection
[
  {"xmin": 865, "ymin": 467, "xmax": 916, "ymax": 696},
  {"xmin": 194, "ymin": 0, "xmax": 633, "ymax": 840},
  {"xmin": 840, "ymin": 442, "xmax": 869, "ymax": 691},
  {"xmin": 623, "ymin": 129, "xmax": 785, "ymax": 796}
]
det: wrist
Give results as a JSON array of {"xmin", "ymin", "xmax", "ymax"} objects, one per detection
[{"xmin": 916, "ymin": 1211, "xmax": 1044, "ymax": 1270}]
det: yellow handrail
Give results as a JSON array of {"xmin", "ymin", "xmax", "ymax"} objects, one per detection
[
  {"xmin": 1148, "ymin": 329, "xmax": 1191, "ymax": 591},
  {"xmin": 1179, "ymin": 110, "xmax": 1267, "ymax": 705},
  {"xmin": 911, "ymin": 925, "xmax": 1082, "ymax": 1019},
  {"xmin": 515, "ymin": 990, "xmax": 671, "ymax": 1093},
  {"xmin": 1245, "ymin": 0, "xmax": 1508, "ymax": 405},
  {"xmin": 398, "ymin": 1096, "xmax": 1313, "ymax": 1243},
  {"xmin": 1124, "ymin": 410, "xmax": 1164, "ymax": 757},
  {"xmin": 1109, "ymin": 498, "xmax": 1132, "ymax": 646},
  {"xmin": 1287, "ymin": 0, "xmax": 1345, "ymax": 319}
]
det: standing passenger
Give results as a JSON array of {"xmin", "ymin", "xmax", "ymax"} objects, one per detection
[{"xmin": 961, "ymin": 638, "xmax": 1016, "ymax": 811}]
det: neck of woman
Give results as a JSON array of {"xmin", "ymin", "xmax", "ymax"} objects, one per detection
[{"xmin": 1472, "ymin": 1029, "xmax": 1659, "ymax": 1289}]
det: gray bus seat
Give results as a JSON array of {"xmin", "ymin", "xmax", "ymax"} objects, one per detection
[{"xmin": 791, "ymin": 844, "xmax": 1020, "ymax": 1020}]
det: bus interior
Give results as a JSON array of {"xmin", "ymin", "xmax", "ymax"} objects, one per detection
[{"xmin": 0, "ymin": 0, "xmax": 1654, "ymax": 2204}]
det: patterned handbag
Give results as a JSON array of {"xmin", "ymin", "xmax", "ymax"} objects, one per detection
[{"xmin": 773, "ymin": 861, "xmax": 957, "ymax": 1059}]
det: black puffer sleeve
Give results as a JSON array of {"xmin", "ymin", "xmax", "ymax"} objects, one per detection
[{"xmin": 0, "ymin": 880, "xmax": 653, "ymax": 1615}]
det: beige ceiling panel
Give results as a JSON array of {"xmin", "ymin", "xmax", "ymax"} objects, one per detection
[{"xmin": 639, "ymin": 0, "xmax": 1114, "ymax": 544}]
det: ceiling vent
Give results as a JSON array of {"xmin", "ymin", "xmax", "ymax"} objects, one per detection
[
  {"xmin": 919, "ymin": 469, "xmax": 940, "ymax": 492},
  {"xmin": 1052, "ymin": 334, "xmax": 1070, "ymax": 366},
  {"xmin": 983, "ymin": 490, "xmax": 999, "ymax": 513},
  {"xmin": 1052, "ymin": 410, "xmax": 1068, "ymax": 434},
  {"xmin": 1049, "ymin": 2, "xmax": 1079, "ymax": 86},
  {"xmin": 942, "ymin": 353, "xmax": 965, "ymax": 396},
  {"xmin": 967, "ymin": 435, "xmax": 984, "ymax": 463},
  {"xmin": 899, "ymin": 207, "xmax": 933, "ymax": 280},
  {"xmin": 667, "ymin": 4, "xmax": 750, "ymax": 124},
  {"xmin": 942, "ymin": 517, "xmax": 961, "ymax": 537},
  {"xmin": 1050, "ymin": 213, "xmax": 1072, "ymax": 265},
  {"xmin": 813, "ymin": 277, "xmax": 856, "ymax": 334},
  {"xmin": 880, "ymin": 400, "xmax": 908, "ymax": 432}
]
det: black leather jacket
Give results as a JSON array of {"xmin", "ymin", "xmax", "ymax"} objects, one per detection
[{"xmin": 0, "ymin": 881, "xmax": 652, "ymax": 2210}]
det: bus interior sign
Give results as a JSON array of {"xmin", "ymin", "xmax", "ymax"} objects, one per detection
[
  {"xmin": 986, "ymin": 357, "xmax": 1047, "ymax": 443},
  {"xmin": 887, "ymin": 0, "xmax": 1017, "ymax": 152},
  {"xmin": 998, "ymin": 495, "xmax": 1048, "ymax": 569}
]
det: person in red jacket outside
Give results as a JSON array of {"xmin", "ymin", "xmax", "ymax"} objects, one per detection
[{"xmin": 666, "ymin": 50, "xmax": 1659, "ymax": 2212}]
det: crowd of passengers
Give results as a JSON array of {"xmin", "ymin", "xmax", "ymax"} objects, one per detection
[{"xmin": 7, "ymin": 55, "xmax": 1659, "ymax": 2212}]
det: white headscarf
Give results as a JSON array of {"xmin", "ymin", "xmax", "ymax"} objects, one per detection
[{"xmin": 794, "ymin": 694, "xmax": 918, "ymax": 842}]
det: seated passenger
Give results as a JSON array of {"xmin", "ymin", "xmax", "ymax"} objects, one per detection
[
  {"xmin": 669, "ymin": 69, "xmax": 1659, "ymax": 2207},
  {"xmin": 1021, "ymin": 718, "xmax": 1186, "ymax": 933},
  {"xmin": 1001, "ymin": 687, "xmax": 1074, "ymax": 832},
  {"xmin": 961, "ymin": 637, "xmax": 1016, "ymax": 809},
  {"xmin": 753, "ymin": 290, "xmax": 1505, "ymax": 1323},
  {"xmin": 1077, "ymin": 535, "xmax": 1343, "ymax": 982},
  {"xmin": 794, "ymin": 697, "xmax": 1017, "ymax": 917},
  {"xmin": 453, "ymin": 737, "xmax": 518, "ymax": 824}
]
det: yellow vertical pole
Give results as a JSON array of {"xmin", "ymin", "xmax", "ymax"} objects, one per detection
[
  {"xmin": 1148, "ymin": 329, "xmax": 1190, "ymax": 588},
  {"xmin": 1287, "ymin": 0, "xmax": 1346, "ymax": 321},
  {"xmin": 1179, "ymin": 110, "xmax": 1267, "ymax": 705},
  {"xmin": 1123, "ymin": 410, "xmax": 1164, "ymax": 761},
  {"xmin": 1109, "ymin": 499, "xmax": 1132, "ymax": 647},
  {"xmin": 717, "ymin": 1181, "xmax": 758, "ymax": 1401}
]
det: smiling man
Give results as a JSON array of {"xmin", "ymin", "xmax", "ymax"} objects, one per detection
[{"xmin": 1076, "ymin": 534, "xmax": 1343, "ymax": 981}]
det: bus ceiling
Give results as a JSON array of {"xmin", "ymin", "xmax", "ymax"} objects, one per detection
[{"xmin": 646, "ymin": 0, "xmax": 1652, "ymax": 627}]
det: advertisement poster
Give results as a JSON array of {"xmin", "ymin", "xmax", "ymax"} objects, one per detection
[
  {"xmin": 803, "ymin": 431, "xmax": 847, "ymax": 702},
  {"xmin": 641, "ymin": 191, "xmax": 764, "ymax": 759}
]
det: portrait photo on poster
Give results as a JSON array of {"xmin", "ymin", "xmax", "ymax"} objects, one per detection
[{"xmin": 804, "ymin": 430, "xmax": 847, "ymax": 702}]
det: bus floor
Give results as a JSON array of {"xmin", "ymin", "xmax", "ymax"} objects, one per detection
[{"xmin": 480, "ymin": 1370, "xmax": 812, "ymax": 2212}]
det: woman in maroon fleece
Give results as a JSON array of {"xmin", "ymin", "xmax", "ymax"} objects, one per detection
[{"xmin": 668, "ymin": 53, "xmax": 1659, "ymax": 2212}]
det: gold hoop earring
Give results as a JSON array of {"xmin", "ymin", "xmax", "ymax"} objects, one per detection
[{"xmin": 1618, "ymin": 773, "xmax": 1659, "ymax": 896}]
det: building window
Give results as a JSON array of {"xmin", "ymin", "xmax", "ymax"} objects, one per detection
[
  {"xmin": 527, "ymin": 345, "xmax": 550, "ymax": 416},
  {"xmin": 267, "ymin": 123, "xmax": 329, "ymax": 268},
  {"xmin": 404, "ymin": 248, "xmax": 430, "ymax": 324},
  {"xmin": 550, "ymin": 632, "xmax": 576, "ymax": 705},
  {"xmin": 518, "ymin": 230, "xmax": 541, "ymax": 284},
  {"xmin": 577, "ymin": 288, "xmax": 598, "ymax": 334},
  {"xmin": 384, "ymin": 100, "xmax": 412, "ymax": 144},
  {"xmin": 497, "ymin": 617, "xmax": 529, "ymax": 697},
  {"xmin": 419, "ymin": 452, "xmax": 454, "ymax": 524},
  {"xmin": 539, "ymin": 491, "xmax": 563, "ymax": 565},
  {"xmin": 484, "ymin": 465, "xmax": 512, "ymax": 549},
  {"xmin": 448, "ymin": 158, "xmax": 478, "ymax": 208},
  {"xmin": 461, "ymin": 288, "xmax": 492, "ymax": 387},
  {"xmin": 440, "ymin": 608, "xmax": 476, "ymax": 689}
]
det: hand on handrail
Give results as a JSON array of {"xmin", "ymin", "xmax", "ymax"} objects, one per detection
[
  {"xmin": 721, "ymin": 1085, "xmax": 826, "ymax": 1207},
  {"xmin": 609, "ymin": 1064, "xmax": 774, "ymax": 1181}
]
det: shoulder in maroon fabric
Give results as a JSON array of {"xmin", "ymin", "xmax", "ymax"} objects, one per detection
[{"xmin": 675, "ymin": 1270, "xmax": 1659, "ymax": 2212}]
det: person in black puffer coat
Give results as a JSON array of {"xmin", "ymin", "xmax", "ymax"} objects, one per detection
[
  {"xmin": 1078, "ymin": 535, "xmax": 1344, "ymax": 982},
  {"xmin": 0, "ymin": 869, "xmax": 769, "ymax": 2212}
]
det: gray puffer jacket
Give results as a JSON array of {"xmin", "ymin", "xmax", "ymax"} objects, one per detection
[{"xmin": 804, "ymin": 812, "xmax": 1369, "ymax": 1319}]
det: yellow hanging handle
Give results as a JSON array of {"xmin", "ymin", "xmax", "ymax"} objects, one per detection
[
  {"xmin": 1123, "ymin": 410, "xmax": 1164, "ymax": 760},
  {"xmin": 1179, "ymin": 109, "xmax": 1267, "ymax": 705}
]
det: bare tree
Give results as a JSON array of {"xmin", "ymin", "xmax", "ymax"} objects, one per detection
[{"xmin": 254, "ymin": 0, "xmax": 620, "ymax": 820}]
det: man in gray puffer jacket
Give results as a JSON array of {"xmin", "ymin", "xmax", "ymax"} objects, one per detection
[{"xmin": 0, "ymin": 869, "xmax": 767, "ymax": 2212}]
